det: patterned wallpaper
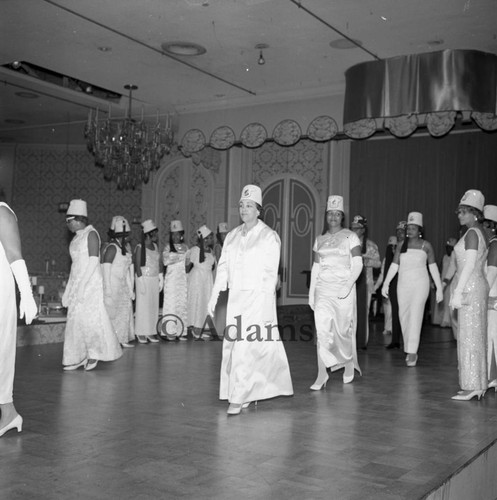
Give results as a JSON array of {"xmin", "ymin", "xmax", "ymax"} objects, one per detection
[
  {"xmin": 12, "ymin": 146, "xmax": 142, "ymax": 275},
  {"xmin": 251, "ymin": 139, "xmax": 327, "ymax": 197}
]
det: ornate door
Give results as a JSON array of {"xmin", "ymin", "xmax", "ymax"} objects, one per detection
[{"xmin": 263, "ymin": 176, "xmax": 317, "ymax": 305}]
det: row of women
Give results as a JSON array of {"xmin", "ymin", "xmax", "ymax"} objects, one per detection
[{"xmin": 60, "ymin": 200, "xmax": 230, "ymax": 374}]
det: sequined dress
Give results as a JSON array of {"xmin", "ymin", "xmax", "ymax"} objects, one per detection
[
  {"xmin": 313, "ymin": 229, "xmax": 362, "ymax": 374},
  {"xmin": 63, "ymin": 225, "xmax": 122, "ymax": 366},
  {"xmin": 162, "ymin": 243, "xmax": 189, "ymax": 338},
  {"xmin": 454, "ymin": 227, "xmax": 489, "ymax": 391},
  {"xmin": 488, "ymin": 236, "xmax": 497, "ymax": 381}
]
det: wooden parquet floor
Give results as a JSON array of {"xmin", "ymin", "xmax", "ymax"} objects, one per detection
[{"xmin": 2, "ymin": 315, "xmax": 497, "ymax": 500}]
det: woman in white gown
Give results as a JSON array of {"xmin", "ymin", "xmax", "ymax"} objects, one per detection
[
  {"xmin": 308, "ymin": 195, "xmax": 363, "ymax": 390},
  {"xmin": 62, "ymin": 199, "xmax": 122, "ymax": 371},
  {"xmin": 134, "ymin": 219, "xmax": 163, "ymax": 343},
  {"xmin": 0, "ymin": 200, "xmax": 37, "ymax": 437},
  {"xmin": 102, "ymin": 216, "xmax": 135, "ymax": 348},
  {"xmin": 162, "ymin": 220, "xmax": 189, "ymax": 340},
  {"xmin": 483, "ymin": 205, "xmax": 497, "ymax": 390},
  {"xmin": 382, "ymin": 212, "xmax": 443, "ymax": 367},
  {"xmin": 186, "ymin": 225, "xmax": 215, "ymax": 340},
  {"xmin": 208, "ymin": 184, "xmax": 293, "ymax": 415}
]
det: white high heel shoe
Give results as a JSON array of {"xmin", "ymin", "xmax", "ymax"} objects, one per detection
[
  {"xmin": 227, "ymin": 403, "xmax": 243, "ymax": 415},
  {"xmin": 451, "ymin": 390, "xmax": 486, "ymax": 401},
  {"xmin": 0, "ymin": 414, "xmax": 23, "ymax": 437},
  {"xmin": 310, "ymin": 374, "xmax": 329, "ymax": 391},
  {"xmin": 63, "ymin": 359, "xmax": 87, "ymax": 371},
  {"xmin": 343, "ymin": 362, "xmax": 354, "ymax": 384},
  {"xmin": 488, "ymin": 379, "xmax": 497, "ymax": 392}
]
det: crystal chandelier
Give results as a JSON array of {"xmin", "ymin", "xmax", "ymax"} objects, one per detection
[{"xmin": 84, "ymin": 84, "xmax": 174, "ymax": 190}]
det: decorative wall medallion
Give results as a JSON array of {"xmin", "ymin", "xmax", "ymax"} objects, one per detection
[
  {"xmin": 471, "ymin": 112, "xmax": 497, "ymax": 131},
  {"xmin": 384, "ymin": 114, "xmax": 418, "ymax": 138},
  {"xmin": 209, "ymin": 126, "xmax": 236, "ymax": 150},
  {"xmin": 307, "ymin": 115, "xmax": 338, "ymax": 141},
  {"xmin": 343, "ymin": 118, "xmax": 377, "ymax": 139},
  {"xmin": 240, "ymin": 122, "xmax": 267, "ymax": 148},
  {"xmin": 181, "ymin": 129, "xmax": 206, "ymax": 154},
  {"xmin": 426, "ymin": 111, "xmax": 456, "ymax": 137},
  {"xmin": 273, "ymin": 119, "xmax": 302, "ymax": 146}
]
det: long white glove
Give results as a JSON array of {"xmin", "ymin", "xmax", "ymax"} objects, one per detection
[
  {"xmin": 102, "ymin": 263, "xmax": 114, "ymax": 311},
  {"xmin": 77, "ymin": 256, "xmax": 99, "ymax": 302},
  {"xmin": 450, "ymin": 249, "xmax": 477, "ymax": 309},
  {"xmin": 158, "ymin": 273, "xmax": 164, "ymax": 292},
  {"xmin": 10, "ymin": 259, "xmax": 38, "ymax": 324},
  {"xmin": 207, "ymin": 290, "xmax": 219, "ymax": 317},
  {"xmin": 487, "ymin": 266, "xmax": 497, "ymax": 291},
  {"xmin": 136, "ymin": 275, "xmax": 146, "ymax": 295},
  {"xmin": 338, "ymin": 255, "xmax": 364, "ymax": 299},
  {"xmin": 428, "ymin": 263, "xmax": 443, "ymax": 303},
  {"xmin": 381, "ymin": 263, "xmax": 399, "ymax": 299},
  {"xmin": 308, "ymin": 262, "xmax": 319, "ymax": 311},
  {"xmin": 126, "ymin": 265, "xmax": 135, "ymax": 300}
]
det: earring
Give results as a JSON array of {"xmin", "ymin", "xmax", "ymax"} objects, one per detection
[{"xmin": 474, "ymin": 216, "xmax": 478, "ymax": 222}]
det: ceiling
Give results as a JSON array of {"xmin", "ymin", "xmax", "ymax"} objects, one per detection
[{"xmin": 1, "ymin": 0, "xmax": 496, "ymax": 146}]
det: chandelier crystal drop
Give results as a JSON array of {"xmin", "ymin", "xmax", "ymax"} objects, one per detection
[{"xmin": 84, "ymin": 84, "xmax": 174, "ymax": 190}]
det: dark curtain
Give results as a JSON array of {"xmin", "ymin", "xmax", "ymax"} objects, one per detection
[{"xmin": 350, "ymin": 131, "xmax": 497, "ymax": 264}]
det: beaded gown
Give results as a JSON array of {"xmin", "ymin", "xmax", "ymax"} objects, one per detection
[
  {"xmin": 135, "ymin": 243, "xmax": 160, "ymax": 337},
  {"xmin": 313, "ymin": 229, "xmax": 362, "ymax": 374},
  {"xmin": 162, "ymin": 243, "xmax": 189, "ymax": 338},
  {"xmin": 454, "ymin": 227, "xmax": 489, "ymax": 391},
  {"xmin": 63, "ymin": 225, "xmax": 122, "ymax": 366},
  {"xmin": 0, "ymin": 203, "xmax": 17, "ymax": 404},
  {"xmin": 397, "ymin": 246, "xmax": 430, "ymax": 354},
  {"xmin": 186, "ymin": 246, "xmax": 215, "ymax": 329},
  {"xmin": 487, "ymin": 236, "xmax": 497, "ymax": 381},
  {"xmin": 102, "ymin": 242, "xmax": 134, "ymax": 344}
]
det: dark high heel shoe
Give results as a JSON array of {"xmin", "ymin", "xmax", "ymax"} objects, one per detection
[
  {"xmin": 385, "ymin": 342, "xmax": 400, "ymax": 350},
  {"xmin": 0, "ymin": 414, "xmax": 23, "ymax": 437},
  {"xmin": 451, "ymin": 390, "xmax": 486, "ymax": 401},
  {"xmin": 310, "ymin": 374, "xmax": 329, "ymax": 391}
]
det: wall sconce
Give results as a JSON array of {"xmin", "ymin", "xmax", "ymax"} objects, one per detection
[{"xmin": 58, "ymin": 202, "xmax": 69, "ymax": 213}]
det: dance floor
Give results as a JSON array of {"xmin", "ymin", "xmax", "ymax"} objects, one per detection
[{"xmin": 2, "ymin": 313, "xmax": 497, "ymax": 500}]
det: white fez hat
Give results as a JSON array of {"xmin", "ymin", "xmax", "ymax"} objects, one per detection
[
  {"xmin": 197, "ymin": 225, "xmax": 212, "ymax": 239},
  {"xmin": 170, "ymin": 220, "xmax": 184, "ymax": 232},
  {"xmin": 407, "ymin": 211, "xmax": 423, "ymax": 227},
  {"xmin": 459, "ymin": 189, "xmax": 484, "ymax": 212},
  {"xmin": 67, "ymin": 199, "xmax": 87, "ymax": 217},
  {"xmin": 141, "ymin": 219, "xmax": 157, "ymax": 234},
  {"xmin": 110, "ymin": 216, "xmax": 130, "ymax": 233},
  {"xmin": 217, "ymin": 222, "xmax": 229, "ymax": 233},
  {"xmin": 396, "ymin": 220, "xmax": 407, "ymax": 230},
  {"xmin": 240, "ymin": 184, "xmax": 262, "ymax": 205},
  {"xmin": 388, "ymin": 236, "xmax": 397, "ymax": 246},
  {"xmin": 484, "ymin": 205, "xmax": 497, "ymax": 223},
  {"xmin": 326, "ymin": 195, "xmax": 344, "ymax": 212}
]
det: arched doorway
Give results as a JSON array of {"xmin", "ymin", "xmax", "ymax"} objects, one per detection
[{"xmin": 262, "ymin": 176, "xmax": 318, "ymax": 305}]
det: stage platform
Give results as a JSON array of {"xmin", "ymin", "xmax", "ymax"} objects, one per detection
[{"xmin": 2, "ymin": 314, "xmax": 497, "ymax": 500}]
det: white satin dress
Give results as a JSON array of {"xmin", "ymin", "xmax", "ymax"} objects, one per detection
[{"xmin": 214, "ymin": 220, "xmax": 293, "ymax": 405}]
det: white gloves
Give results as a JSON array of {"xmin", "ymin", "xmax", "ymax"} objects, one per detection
[
  {"xmin": 338, "ymin": 256, "xmax": 364, "ymax": 299},
  {"xmin": 207, "ymin": 291, "xmax": 219, "ymax": 317},
  {"xmin": 450, "ymin": 249, "xmax": 477, "ymax": 310},
  {"xmin": 136, "ymin": 276, "xmax": 146, "ymax": 295},
  {"xmin": 381, "ymin": 263, "xmax": 399, "ymax": 299},
  {"xmin": 308, "ymin": 262, "xmax": 319, "ymax": 311},
  {"xmin": 77, "ymin": 256, "xmax": 99, "ymax": 302},
  {"xmin": 10, "ymin": 259, "xmax": 38, "ymax": 324},
  {"xmin": 428, "ymin": 263, "xmax": 443, "ymax": 303}
]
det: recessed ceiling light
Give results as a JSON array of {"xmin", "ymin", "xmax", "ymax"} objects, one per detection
[
  {"xmin": 97, "ymin": 46, "xmax": 112, "ymax": 52},
  {"xmin": 15, "ymin": 91, "xmax": 39, "ymax": 99},
  {"xmin": 5, "ymin": 119, "xmax": 25, "ymax": 124},
  {"xmin": 255, "ymin": 43, "xmax": 269, "ymax": 50},
  {"xmin": 329, "ymin": 38, "xmax": 363, "ymax": 49},
  {"xmin": 161, "ymin": 41, "xmax": 207, "ymax": 56}
]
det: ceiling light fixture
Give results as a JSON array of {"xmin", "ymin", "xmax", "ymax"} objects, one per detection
[
  {"xmin": 255, "ymin": 43, "xmax": 268, "ymax": 65},
  {"xmin": 161, "ymin": 41, "xmax": 207, "ymax": 56},
  {"xmin": 84, "ymin": 84, "xmax": 174, "ymax": 190}
]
